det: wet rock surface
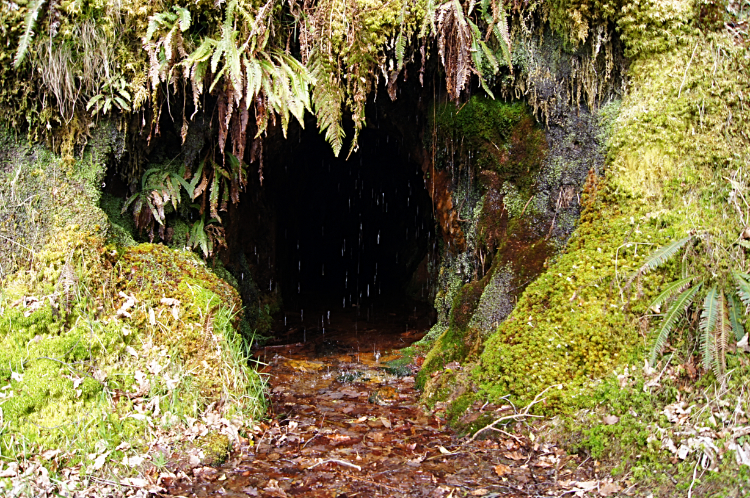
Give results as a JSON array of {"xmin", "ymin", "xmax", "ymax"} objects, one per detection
[{"xmin": 165, "ymin": 299, "xmax": 605, "ymax": 498}]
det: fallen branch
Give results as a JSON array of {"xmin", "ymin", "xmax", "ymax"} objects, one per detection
[
  {"xmin": 307, "ymin": 458, "xmax": 361, "ymax": 471},
  {"xmin": 466, "ymin": 384, "xmax": 562, "ymax": 443}
]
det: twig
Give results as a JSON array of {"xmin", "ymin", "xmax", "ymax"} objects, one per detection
[
  {"xmin": 519, "ymin": 194, "xmax": 535, "ymax": 218},
  {"xmin": 679, "ymin": 43, "xmax": 700, "ymax": 98},
  {"xmin": 687, "ymin": 458, "xmax": 699, "ymax": 498},
  {"xmin": 0, "ymin": 233, "xmax": 35, "ymax": 255},
  {"xmin": 307, "ymin": 458, "xmax": 361, "ymax": 471},
  {"xmin": 466, "ymin": 384, "xmax": 562, "ymax": 443},
  {"xmin": 347, "ymin": 475, "xmax": 402, "ymax": 493}
]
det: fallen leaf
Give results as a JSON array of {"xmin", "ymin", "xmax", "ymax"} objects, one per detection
[
  {"xmin": 40, "ymin": 449, "xmax": 62, "ymax": 461},
  {"xmin": 92, "ymin": 452, "xmax": 109, "ymax": 471},
  {"xmin": 504, "ymin": 450, "xmax": 526, "ymax": 461},
  {"xmin": 0, "ymin": 462, "xmax": 18, "ymax": 477},
  {"xmin": 471, "ymin": 489, "xmax": 489, "ymax": 496},
  {"xmin": 739, "ymin": 334, "xmax": 750, "ymax": 353},
  {"xmin": 123, "ymin": 455, "xmax": 145, "ymax": 467},
  {"xmin": 603, "ymin": 415, "xmax": 619, "ymax": 425},
  {"xmin": 147, "ymin": 360, "xmax": 163, "ymax": 375},
  {"xmin": 10, "ymin": 371, "xmax": 23, "ymax": 382},
  {"xmin": 93, "ymin": 369, "xmax": 107, "ymax": 383},
  {"xmin": 599, "ymin": 482, "xmax": 621, "ymax": 497},
  {"xmin": 381, "ymin": 417, "xmax": 392, "ymax": 429},
  {"xmin": 121, "ymin": 477, "xmax": 149, "ymax": 487},
  {"xmin": 438, "ymin": 446, "xmax": 452, "ymax": 455},
  {"xmin": 493, "ymin": 463, "xmax": 510, "ymax": 476}
]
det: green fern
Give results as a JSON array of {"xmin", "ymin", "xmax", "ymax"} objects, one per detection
[
  {"xmin": 637, "ymin": 235, "xmax": 693, "ymax": 275},
  {"xmin": 14, "ymin": 0, "xmax": 47, "ymax": 68},
  {"xmin": 699, "ymin": 287, "xmax": 725, "ymax": 376},
  {"xmin": 728, "ymin": 292, "xmax": 746, "ymax": 341},
  {"xmin": 734, "ymin": 271, "xmax": 750, "ymax": 306},
  {"xmin": 309, "ymin": 50, "xmax": 345, "ymax": 157},
  {"xmin": 649, "ymin": 283, "xmax": 701, "ymax": 366},
  {"xmin": 648, "ymin": 276, "xmax": 695, "ymax": 311}
]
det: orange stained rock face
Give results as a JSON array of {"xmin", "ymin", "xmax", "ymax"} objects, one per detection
[{"xmin": 423, "ymin": 162, "xmax": 466, "ymax": 253}]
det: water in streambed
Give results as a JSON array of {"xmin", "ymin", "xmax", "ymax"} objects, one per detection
[{"xmin": 165, "ymin": 296, "xmax": 599, "ymax": 497}]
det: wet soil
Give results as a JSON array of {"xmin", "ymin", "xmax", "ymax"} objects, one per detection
[{"xmin": 165, "ymin": 296, "xmax": 602, "ymax": 497}]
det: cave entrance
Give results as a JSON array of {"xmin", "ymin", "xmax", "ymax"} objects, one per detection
[{"xmin": 263, "ymin": 121, "xmax": 437, "ymax": 351}]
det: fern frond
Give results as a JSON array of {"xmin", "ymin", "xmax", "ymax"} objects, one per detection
[
  {"xmin": 734, "ymin": 272, "xmax": 750, "ymax": 307},
  {"xmin": 420, "ymin": 0, "xmax": 437, "ymax": 38},
  {"xmin": 491, "ymin": 4, "xmax": 512, "ymax": 70},
  {"xmin": 716, "ymin": 291, "xmax": 730, "ymax": 375},
  {"xmin": 728, "ymin": 292, "xmax": 746, "ymax": 341},
  {"xmin": 701, "ymin": 317, "xmax": 715, "ymax": 375},
  {"xmin": 395, "ymin": 0, "xmax": 408, "ymax": 70},
  {"xmin": 309, "ymin": 50, "xmax": 345, "ymax": 156},
  {"xmin": 175, "ymin": 6, "xmax": 191, "ymax": 31},
  {"xmin": 209, "ymin": 171, "xmax": 221, "ymax": 223},
  {"xmin": 700, "ymin": 286, "xmax": 720, "ymax": 339},
  {"xmin": 700, "ymin": 286, "xmax": 722, "ymax": 376},
  {"xmin": 649, "ymin": 284, "xmax": 701, "ymax": 366},
  {"xmin": 14, "ymin": 0, "xmax": 46, "ymax": 68},
  {"xmin": 649, "ymin": 276, "xmax": 695, "ymax": 312},
  {"xmin": 637, "ymin": 236, "xmax": 693, "ymax": 275}
]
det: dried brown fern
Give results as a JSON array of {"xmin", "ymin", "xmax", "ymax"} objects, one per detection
[{"xmin": 437, "ymin": 0, "xmax": 473, "ymax": 101}]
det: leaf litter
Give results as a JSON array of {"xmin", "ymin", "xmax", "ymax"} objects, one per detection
[{"xmin": 164, "ymin": 302, "xmax": 616, "ymax": 498}]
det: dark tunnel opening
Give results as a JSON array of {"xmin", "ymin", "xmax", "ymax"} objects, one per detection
[{"xmin": 262, "ymin": 122, "xmax": 437, "ymax": 342}]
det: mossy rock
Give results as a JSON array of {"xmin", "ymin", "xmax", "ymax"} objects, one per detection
[
  {"xmin": 197, "ymin": 433, "xmax": 231, "ymax": 466},
  {"xmin": 427, "ymin": 97, "xmax": 547, "ymax": 187}
]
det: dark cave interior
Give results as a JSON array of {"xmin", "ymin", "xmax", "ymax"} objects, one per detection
[
  {"xmin": 104, "ymin": 78, "xmax": 447, "ymax": 343},
  {"xmin": 266, "ymin": 124, "xmax": 435, "ymax": 312}
]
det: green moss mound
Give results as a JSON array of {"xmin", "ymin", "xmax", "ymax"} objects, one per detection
[{"xmin": 0, "ymin": 134, "xmax": 266, "ymax": 478}]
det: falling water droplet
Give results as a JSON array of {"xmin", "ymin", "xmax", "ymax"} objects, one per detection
[
  {"xmin": 241, "ymin": 273, "xmax": 244, "ymax": 281},
  {"xmin": 269, "ymin": 279, "xmax": 272, "ymax": 291},
  {"xmin": 322, "ymin": 264, "xmax": 325, "ymax": 276},
  {"xmin": 377, "ymin": 231, "xmax": 380, "ymax": 244},
  {"xmin": 367, "ymin": 285, "xmax": 370, "ymax": 297},
  {"xmin": 301, "ymin": 309, "xmax": 304, "ymax": 321},
  {"xmin": 343, "ymin": 297, "xmax": 346, "ymax": 308}
]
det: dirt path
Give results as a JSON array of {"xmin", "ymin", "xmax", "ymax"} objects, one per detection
[{"xmin": 165, "ymin": 297, "xmax": 601, "ymax": 497}]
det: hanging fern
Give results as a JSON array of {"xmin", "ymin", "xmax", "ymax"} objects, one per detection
[
  {"xmin": 14, "ymin": 0, "xmax": 47, "ymax": 68},
  {"xmin": 309, "ymin": 49, "xmax": 345, "ymax": 157}
]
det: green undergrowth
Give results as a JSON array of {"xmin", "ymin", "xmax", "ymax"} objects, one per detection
[
  {"xmin": 0, "ymin": 135, "xmax": 266, "ymax": 490},
  {"xmin": 545, "ymin": 350, "xmax": 750, "ymax": 496}
]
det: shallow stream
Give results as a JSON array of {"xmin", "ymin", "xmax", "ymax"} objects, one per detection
[{"xmin": 165, "ymin": 297, "xmax": 598, "ymax": 497}]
